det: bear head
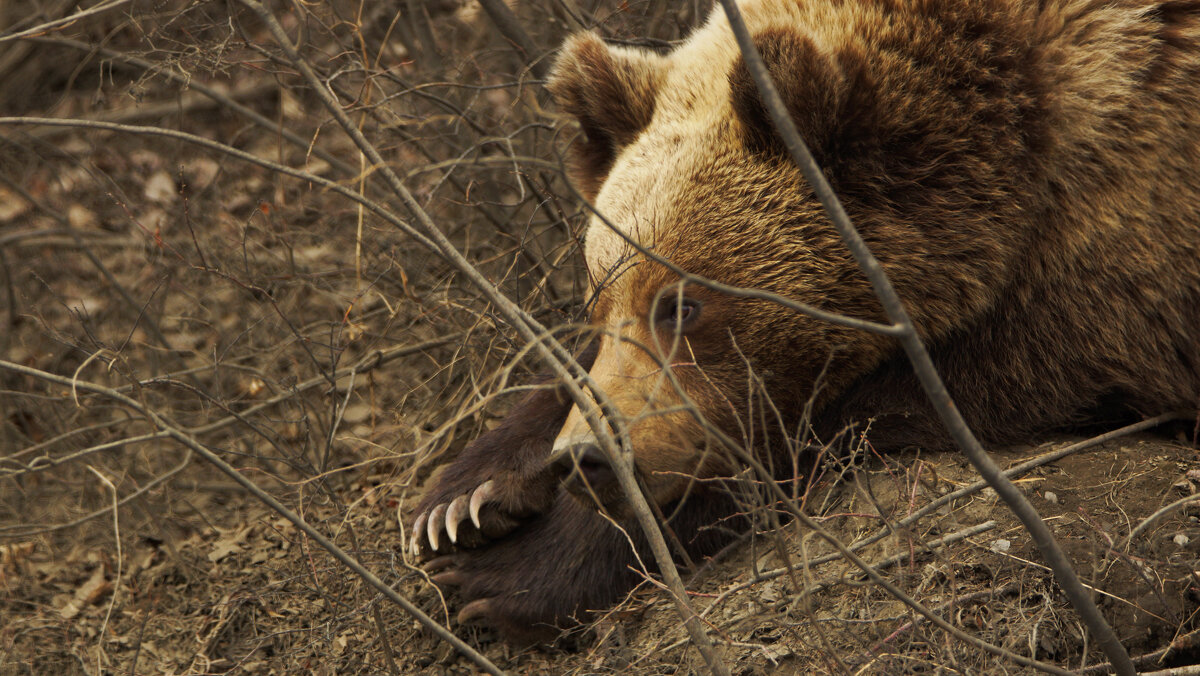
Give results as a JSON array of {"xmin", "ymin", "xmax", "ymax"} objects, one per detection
[{"xmin": 543, "ymin": 0, "xmax": 1058, "ymax": 512}]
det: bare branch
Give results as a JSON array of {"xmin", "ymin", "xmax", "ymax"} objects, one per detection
[
  {"xmin": 474, "ymin": 0, "xmax": 549, "ymax": 78},
  {"xmin": 0, "ymin": 0, "xmax": 133, "ymax": 44}
]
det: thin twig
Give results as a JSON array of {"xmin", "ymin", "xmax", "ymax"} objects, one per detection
[
  {"xmin": 21, "ymin": 83, "xmax": 277, "ymax": 140},
  {"xmin": 623, "ymin": 336, "xmax": 1075, "ymax": 673},
  {"xmin": 86, "ymin": 464, "xmax": 123, "ymax": 656},
  {"xmin": 570, "ymin": 183, "xmax": 903, "ymax": 337},
  {"xmin": 1125, "ymin": 491, "xmax": 1200, "ymax": 547},
  {"xmin": 1081, "ymin": 626, "xmax": 1200, "ymax": 675},
  {"xmin": 867, "ymin": 579, "xmax": 1024, "ymax": 656},
  {"xmin": 768, "ymin": 471, "xmax": 1074, "ymax": 674},
  {"xmin": 0, "ymin": 117, "xmax": 439, "ymax": 252},
  {"xmin": 864, "ymin": 412, "xmax": 1187, "ymax": 556},
  {"xmin": 1139, "ymin": 667, "xmax": 1200, "ymax": 676},
  {"xmin": 402, "ymin": 0, "xmax": 444, "ymax": 73},
  {"xmin": 0, "ymin": 451, "xmax": 192, "ymax": 537},
  {"xmin": 26, "ymin": 36, "xmax": 358, "ymax": 176},
  {"xmin": 0, "ymin": 334, "xmax": 462, "ymax": 479},
  {"xmin": 0, "ymin": 0, "xmax": 133, "ymax": 44},
  {"xmin": 0, "ymin": 169, "xmax": 203, "ymax": 389},
  {"xmin": 474, "ymin": 0, "xmax": 549, "ymax": 78},
  {"xmin": 700, "ymin": 521, "xmax": 997, "ymax": 620}
]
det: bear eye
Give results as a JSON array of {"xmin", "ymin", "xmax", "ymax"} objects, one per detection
[{"xmin": 653, "ymin": 296, "xmax": 702, "ymax": 332}]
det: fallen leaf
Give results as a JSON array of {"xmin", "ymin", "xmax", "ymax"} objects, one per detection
[
  {"xmin": 60, "ymin": 565, "xmax": 111, "ymax": 619},
  {"xmin": 209, "ymin": 525, "xmax": 250, "ymax": 563}
]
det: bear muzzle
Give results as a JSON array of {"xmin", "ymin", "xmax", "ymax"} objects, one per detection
[
  {"xmin": 548, "ymin": 414, "xmax": 628, "ymax": 506},
  {"xmin": 549, "ymin": 440, "xmax": 618, "ymax": 491},
  {"xmin": 546, "ymin": 333, "xmax": 719, "ymax": 510}
]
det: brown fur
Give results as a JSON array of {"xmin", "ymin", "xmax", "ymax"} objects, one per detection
[{"xmin": 413, "ymin": 0, "xmax": 1200, "ymax": 641}]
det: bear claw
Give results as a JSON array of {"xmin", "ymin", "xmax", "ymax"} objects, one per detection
[
  {"xmin": 468, "ymin": 480, "xmax": 498, "ymax": 529},
  {"xmin": 431, "ymin": 569, "xmax": 467, "ymax": 587},
  {"xmin": 413, "ymin": 481, "xmax": 505, "ymax": 555},
  {"xmin": 458, "ymin": 598, "xmax": 494, "ymax": 625},
  {"xmin": 445, "ymin": 494, "xmax": 470, "ymax": 544},
  {"xmin": 427, "ymin": 503, "xmax": 448, "ymax": 551},
  {"xmin": 426, "ymin": 554, "xmax": 456, "ymax": 573},
  {"xmin": 409, "ymin": 512, "xmax": 427, "ymax": 557}
]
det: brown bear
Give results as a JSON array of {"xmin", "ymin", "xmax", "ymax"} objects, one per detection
[{"xmin": 411, "ymin": 0, "xmax": 1200, "ymax": 643}]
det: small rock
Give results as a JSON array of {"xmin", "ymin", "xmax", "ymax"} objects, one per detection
[
  {"xmin": 144, "ymin": 170, "xmax": 178, "ymax": 204},
  {"xmin": 1044, "ymin": 491, "xmax": 1058, "ymax": 504},
  {"xmin": 183, "ymin": 157, "xmax": 220, "ymax": 190},
  {"xmin": 1174, "ymin": 534, "xmax": 1190, "ymax": 547},
  {"xmin": 67, "ymin": 204, "xmax": 98, "ymax": 229},
  {"xmin": 0, "ymin": 187, "xmax": 30, "ymax": 222},
  {"xmin": 991, "ymin": 539, "xmax": 1011, "ymax": 553}
]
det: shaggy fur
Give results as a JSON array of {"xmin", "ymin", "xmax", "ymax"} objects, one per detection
[{"xmin": 413, "ymin": 0, "xmax": 1200, "ymax": 641}]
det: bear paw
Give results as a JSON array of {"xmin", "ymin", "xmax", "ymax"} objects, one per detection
[
  {"xmin": 420, "ymin": 493, "xmax": 639, "ymax": 644},
  {"xmin": 410, "ymin": 342, "xmax": 599, "ymax": 555}
]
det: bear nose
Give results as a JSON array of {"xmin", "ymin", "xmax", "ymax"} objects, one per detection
[{"xmin": 551, "ymin": 442, "xmax": 617, "ymax": 491}]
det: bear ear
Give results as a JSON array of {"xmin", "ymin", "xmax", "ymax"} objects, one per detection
[
  {"xmin": 547, "ymin": 32, "xmax": 665, "ymax": 200},
  {"xmin": 728, "ymin": 27, "xmax": 850, "ymax": 171}
]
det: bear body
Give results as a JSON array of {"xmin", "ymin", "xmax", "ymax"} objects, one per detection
[{"xmin": 413, "ymin": 0, "xmax": 1200, "ymax": 641}]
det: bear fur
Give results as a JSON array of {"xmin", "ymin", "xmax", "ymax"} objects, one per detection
[{"xmin": 412, "ymin": 0, "xmax": 1200, "ymax": 642}]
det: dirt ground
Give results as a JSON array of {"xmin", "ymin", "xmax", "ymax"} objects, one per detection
[
  {"xmin": 5, "ymin": 426, "xmax": 1200, "ymax": 674},
  {"xmin": 2, "ymin": 2, "xmax": 1199, "ymax": 674}
]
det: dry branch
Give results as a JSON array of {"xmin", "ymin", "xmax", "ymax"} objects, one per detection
[
  {"xmin": 0, "ymin": 0, "xmax": 133, "ymax": 44},
  {"xmin": 475, "ymin": 0, "xmax": 550, "ymax": 78}
]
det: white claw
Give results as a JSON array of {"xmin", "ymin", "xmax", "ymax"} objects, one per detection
[
  {"xmin": 445, "ymin": 495, "xmax": 470, "ymax": 544},
  {"xmin": 410, "ymin": 513, "xmax": 427, "ymax": 557},
  {"xmin": 427, "ymin": 504, "xmax": 447, "ymax": 551},
  {"xmin": 469, "ymin": 479, "xmax": 498, "ymax": 530}
]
